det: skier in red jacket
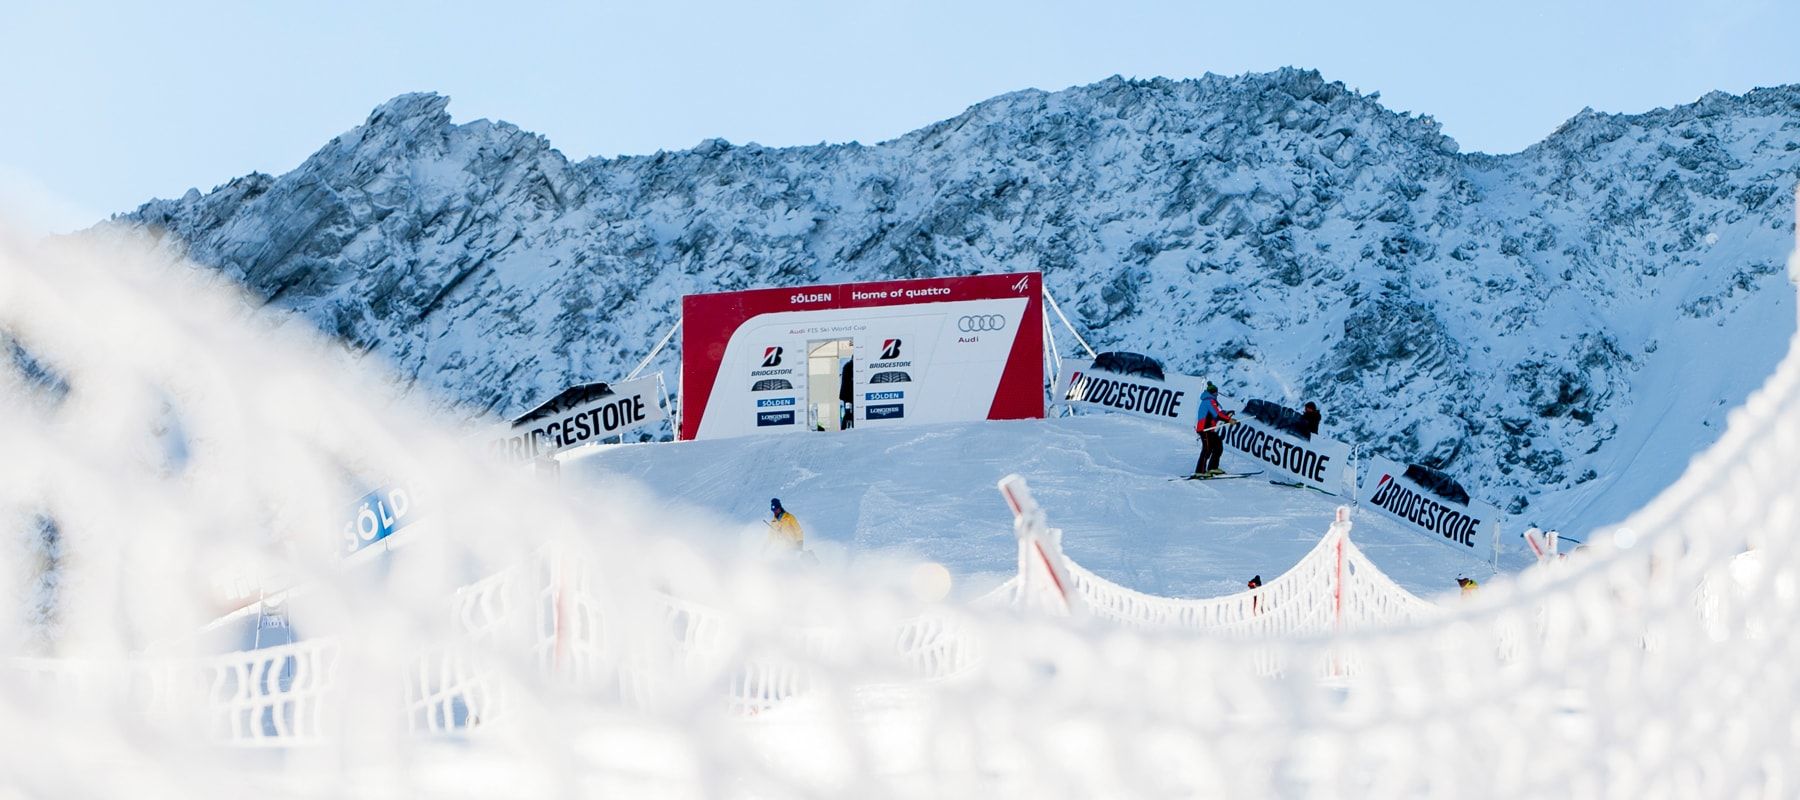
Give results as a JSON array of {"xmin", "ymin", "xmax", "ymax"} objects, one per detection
[{"xmin": 1192, "ymin": 382, "xmax": 1234, "ymax": 477}]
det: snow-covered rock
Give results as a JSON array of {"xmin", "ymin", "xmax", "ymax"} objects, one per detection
[{"xmin": 113, "ymin": 69, "xmax": 1800, "ymax": 532}]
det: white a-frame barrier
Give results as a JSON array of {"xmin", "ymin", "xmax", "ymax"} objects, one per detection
[
  {"xmin": 985, "ymin": 475, "xmax": 1441, "ymax": 636},
  {"xmin": 624, "ymin": 316, "xmax": 682, "ymax": 440},
  {"xmin": 1041, "ymin": 286, "xmax": 1097, "ymax": 412}
]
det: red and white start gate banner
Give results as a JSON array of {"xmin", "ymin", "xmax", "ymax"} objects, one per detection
[{"xmin": 680, "ymin": 272, "xmax": 1044, "ymax": 440}]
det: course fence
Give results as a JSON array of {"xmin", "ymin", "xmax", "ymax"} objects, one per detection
[{"xmin": 11, "ymin": 489, "xmax": 1430, "ymax": 744}]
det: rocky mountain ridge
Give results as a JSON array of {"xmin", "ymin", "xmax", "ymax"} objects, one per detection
[{"xmin": 118, "ymin": 69, "xmax": 1800, "ymax": 528}]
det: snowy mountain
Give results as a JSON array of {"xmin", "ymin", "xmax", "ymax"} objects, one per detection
[{"xmin": 114, "ymin": 69, "xmax": 1800, "ymax": 533}]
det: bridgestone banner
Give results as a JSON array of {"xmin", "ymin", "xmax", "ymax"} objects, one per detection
[
  {"xmin": 1058, "ymin": 360, "xmax": 1205, "ymax": 424},
  {"xmin": 489, "ymin": 376, "xmax": 666, "ymax": 463},
  {"xmin": 1217, "ymin": 412, "xmax": 1353, "ymax": 494},
  {"xmin": 1359, "ymin": 455, "xmax": 1502, "ymax": 564}
]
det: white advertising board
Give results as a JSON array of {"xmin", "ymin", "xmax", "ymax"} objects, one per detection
[
  {"xmin": 1359, "ymin": 455, "xmax": 1503, "ymax": 564},
  {"xmin": 1057, "ymin": 360, "xmax": 1206, "ymax": 425},
  {"xmin": 488, "ymin": 375, "xmax": 666, "ymax": 463},
  {"xmin": 1217, "ymin": 414, "xmax": 1354, "ymax": 495}
]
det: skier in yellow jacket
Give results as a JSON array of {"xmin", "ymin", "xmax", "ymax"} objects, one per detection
[{"xmin": 766, "ymin": 498, "xmax": 804, "ymax": 553}]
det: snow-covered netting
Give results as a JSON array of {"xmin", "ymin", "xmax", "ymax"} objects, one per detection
[
  {"xmin": 3, "ymin": 478, "xmax": 1434, "ymax": 746},
  {"xmin": 2, "ymin": 207, "xmax": 1799, "ymax": 796},
  {"xmin": 989, "ymin": 485, "xmax": 1441, "ymax": 636}
]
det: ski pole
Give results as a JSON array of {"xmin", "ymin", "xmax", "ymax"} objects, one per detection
[{"xmin": 1193, "ymin": 418, "xmax": 1241, "ymax": 435}]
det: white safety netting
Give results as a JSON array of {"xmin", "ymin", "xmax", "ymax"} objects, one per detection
[
  {"xmin": 1, "ymin": 204, "xmax": 1798, "ymax": 797},
  {"xmin": 985, "ymin": 506, "xmax": 1442, "ymax": 637}
]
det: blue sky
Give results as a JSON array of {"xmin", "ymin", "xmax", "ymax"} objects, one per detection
[{"xmin": 4, "ymin": 0, "xmax": 1796, "ymax": 233}]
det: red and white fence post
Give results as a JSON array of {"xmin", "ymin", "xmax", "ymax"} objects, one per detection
[{"xmin": 998, "ymin": 475, "xmax": 1085, "ymax": 617}]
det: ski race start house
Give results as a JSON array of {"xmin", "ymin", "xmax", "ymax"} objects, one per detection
[{"xmin": 679, "ymin": 272, "xmax": 1045, "ymax": 440}]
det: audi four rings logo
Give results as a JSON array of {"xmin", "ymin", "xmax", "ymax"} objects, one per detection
[{"xmin": 957, "ymin": 314, "xmax": 1006, "ymax": 332}]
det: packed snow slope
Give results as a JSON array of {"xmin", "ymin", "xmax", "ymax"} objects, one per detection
[
  {"xmin": 115, "ymin": 69, "xmax": 1800, "ymax": 534},
  {"xmin": 564, "ymin": 414, "xmax": 1526, "ymax": 599}
]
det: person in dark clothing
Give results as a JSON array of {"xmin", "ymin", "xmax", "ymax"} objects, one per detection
[
  {"xmin": 1193, "ymin": 382, "xmax": 1234, "ymax": 476},
  {"xmin": 838, "ymin": 358, "xmax": 854, "ymax": 429},
  {"xmin": 1300, "ymin": 402, "xmax": 1322, "ymax": 437}
]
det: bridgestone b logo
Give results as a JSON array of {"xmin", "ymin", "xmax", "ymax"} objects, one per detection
[
  {"xmin": 1065, "ymin": 371, "xmax": 1184, "ymax": 418},
  {"xmin": 1220, "ymin": 423, "xmax": 1330, "ymax": 483},
  {"xmin": 1369, "ymin": 475, "xmax": 1481, "ymax": 548}
]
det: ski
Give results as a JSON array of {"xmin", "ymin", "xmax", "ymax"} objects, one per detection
[
  {"xmin": 1171, "ymin": 470, "xmax": 1265, "ymax": 481},
  {"xmin": 1268, "ymin": 479, "xmax": 1338, "ymax": 496}
]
